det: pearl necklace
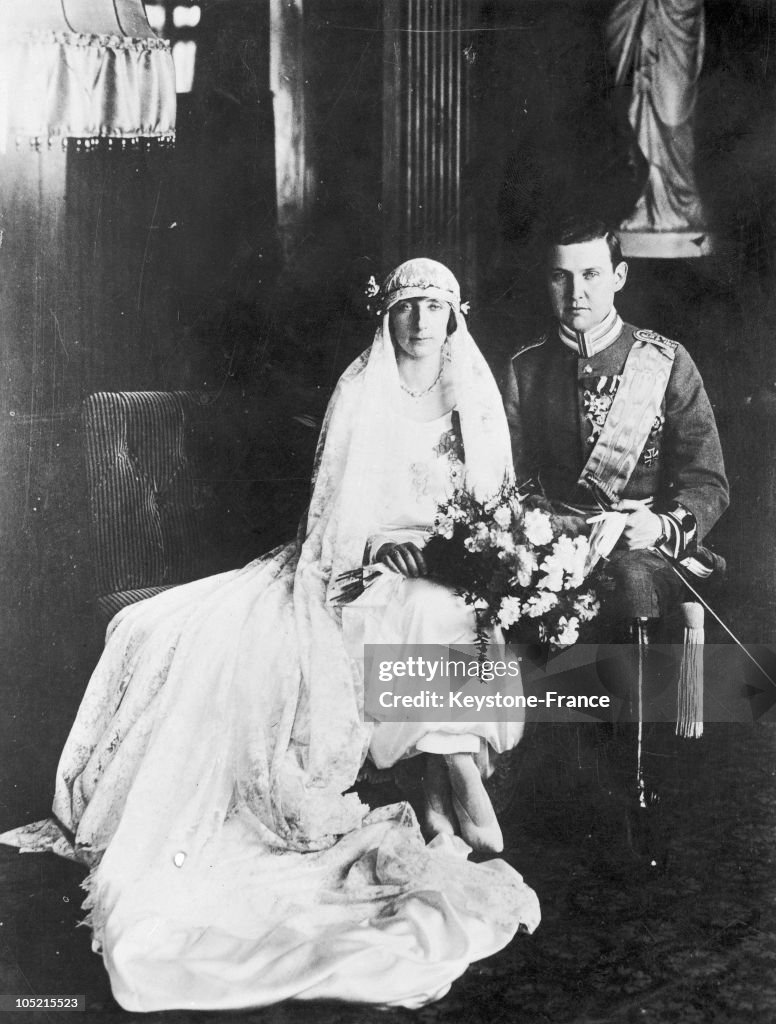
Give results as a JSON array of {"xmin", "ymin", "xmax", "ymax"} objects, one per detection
[{"xmin": 399, "ymin": 361, "xmax": 445, "ymax": 399}]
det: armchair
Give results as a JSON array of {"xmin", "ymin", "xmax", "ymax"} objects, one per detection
[{"xmin": 82, "ymin": 389, "xmax": 314, "ymax": 625}]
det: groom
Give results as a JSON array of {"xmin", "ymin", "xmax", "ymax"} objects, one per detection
[
  {"xmin": 501, "ymin": 216, "xmax": 729, "ymax": 631},
  {"xmin": 500, "ymin": 215, "xmax": 730, "ymax": 856}
]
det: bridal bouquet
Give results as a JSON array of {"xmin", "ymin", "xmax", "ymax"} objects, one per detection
[{"xmin": 423, "ymin": 481, "xmax": 601, "ymax": 650}]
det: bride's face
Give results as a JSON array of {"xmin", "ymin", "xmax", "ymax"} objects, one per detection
[{"xmin": 389, "ymin": 298, "xmax": 450, "ymax": 359}]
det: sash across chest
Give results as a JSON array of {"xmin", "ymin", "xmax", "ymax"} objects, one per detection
[{"xmin": 577, "ymin": 333, "xmax": 677, "ymax": 508}]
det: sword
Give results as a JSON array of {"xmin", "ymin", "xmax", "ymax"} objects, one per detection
[
  {"xmin": 570, "ymin": 477, "xmax": 775, "ymax": 691},
  {"xmin": 583, "ymin": 482, "xmax": 773, "ymax": 680},
  {"xmin": 584, "ymin": 488, "xmax": 776, "ymax": 713}
]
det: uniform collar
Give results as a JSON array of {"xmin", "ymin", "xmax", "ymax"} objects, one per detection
[{"xmin": 558, "ymin": 307, "xmax": 623, "ymax": 358}]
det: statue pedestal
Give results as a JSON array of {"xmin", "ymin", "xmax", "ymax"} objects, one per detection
[{"xmin": 619, "ymin": 231, "xmax": 716, "ymax": 259}]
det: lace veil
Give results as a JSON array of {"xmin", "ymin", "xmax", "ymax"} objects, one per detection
[
  {"xmin": 41, "ymin": 260, "xmax": 514, "ymax": 872},
  {"xmin": 3, "ymin": 264, "xmax": 537, "ymax": 1010},
  {"xmin": 292, "ymin": 258, "xmax": 514, "ymax": 811}
]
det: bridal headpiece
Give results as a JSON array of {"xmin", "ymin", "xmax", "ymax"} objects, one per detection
[{"xmin": 371, "ymin": 258, "xmax": 466, "ymax": 315}]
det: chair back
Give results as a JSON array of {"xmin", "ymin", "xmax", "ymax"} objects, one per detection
[
  {"xmin": 83, "ymin": 391, "xmax": 211, "ymax": 599},
  {"xmin": 82, "ymin": 387, "xmax": 318, "ymax": 623}
]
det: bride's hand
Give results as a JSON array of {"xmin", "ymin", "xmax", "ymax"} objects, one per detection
[{"xmin": 375, "ymin": 542, "xmax": 428, "ymax": 578}]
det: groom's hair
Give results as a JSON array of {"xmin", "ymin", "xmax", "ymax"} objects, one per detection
[{"xmin": 545, "ymin": 215, "xmax": 624, "ymax": 269}]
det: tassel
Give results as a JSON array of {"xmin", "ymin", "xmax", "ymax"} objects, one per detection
[{"xmin": 676, "ymin": 601, "xmax": 704, "ymax": 738}]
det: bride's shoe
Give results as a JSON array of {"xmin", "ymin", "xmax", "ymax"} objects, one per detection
[
  {"xmin": 445, "ymin": 752, "xmax": 504, "ymax": 854},
  {"xmin": 420, "ymin": 755, "xmax": 456, "ymax": 840}
]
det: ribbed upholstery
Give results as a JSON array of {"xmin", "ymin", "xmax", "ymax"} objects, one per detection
[
  {"xmin": 96, "ymin": 586, "xmax": 177, "ymax": 622},
  {"xmin": 83, "ymin": 391, "xmax": 213, "ymax": 598},
  {"xmin": 82, "ymin": 388, "xmax": 317, "ymax": 624}
]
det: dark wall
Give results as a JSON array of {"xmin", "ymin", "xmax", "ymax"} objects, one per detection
[
  {"xmin": 265, "ymin": 0, "xmax": 385, "ymax": 391},
  {"xmin": 469, "ymin": 1, "xmax": 776, "ymax": 340},
  {"xmin": 0, "ymin": 1, "xmax": 281, "ymax": 813},
  {"xmin": 163, "ymin": 0, "xmax": 278, "ymax": 388}
]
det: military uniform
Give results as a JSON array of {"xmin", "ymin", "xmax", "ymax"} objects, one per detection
[{"xmin": 501, "ymin": 308, "xmax": 729, "ymax": 619}]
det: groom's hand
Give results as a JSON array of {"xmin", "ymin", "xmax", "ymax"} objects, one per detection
[
  {"xmin": 620, "ymin": 507, "xmax": 663, "ymax": 550},
  {"xmin": 376, "ymin": 542, "xmax": 428, "ymax": 577}
]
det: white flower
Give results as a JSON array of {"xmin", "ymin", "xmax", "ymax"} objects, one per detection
[
  {"xmin": 489, "ymin": 526, "xmax": 515, "ymax": 551},
  {"xmin": 465, "ymin": 522, "xmax": 490, "ymax": 553},
  {"xmin": 512, "ymin": 545, "xmax": 538, "ymax": 587},
  {"xmin": 538, "ymin": 562, "xmax": 564, "ymax": 592},
  {"xmin": 523, "ymin": 509, "xmax": 554, "ymax": 546},
  {"xmin": 435, "ymin": 515, "xmax": 455, "ymax": 539},
  {"xmin": 523, "ymin": 590, "xmax": 558, "ymax": 618},
  {"xmin": 573, "ymin": 590, "xmax": 600, "ymax": 623},
  {"xmin": 364, "ymin": 275, "xmax": 380, "ymax": 298},
  {"xmin": 554, "ymin": 534, "xmax": 578, "ymax": 562},
  {"xmin": 493, "ymin": 505, "xmax": 512, "ymax": 529},
  {"xmin": 539, "ymin": 535, "xmax": 587, "ymax": 591},
  {"xmin": 494, "ymin": 530, "xmax": 516, "ymax": 555},
  {"xmin": 551, "ymin": 615, "xmax": 580, "ymax": 647},
  {"xmin": 497, "ymin": 595, "xmax": 523, "ymax": 628}
]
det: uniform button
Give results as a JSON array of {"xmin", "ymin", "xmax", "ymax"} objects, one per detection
[{"xmin": 583, "ymin": 365, "xmax": 593, "ymax": 374}]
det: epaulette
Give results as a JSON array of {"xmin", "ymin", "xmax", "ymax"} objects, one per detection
[
  {"xmin": 633, "ymin": 328, "xmax": 678, "ymax": 353},
  {"xmin": 511, "ymin": 333, "xmax": 548, "ymax": 359}
]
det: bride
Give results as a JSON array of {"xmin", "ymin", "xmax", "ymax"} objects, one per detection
[{"xmin": 2, "ymin": 259, "xmax": 539, "ymax": 1011}]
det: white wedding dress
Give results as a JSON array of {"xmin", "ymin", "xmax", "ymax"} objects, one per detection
[
  {"xmin": 1, "ymin": 323, "xmax": 539, "ymax": 1012},
  {"xmin": 344, "ymin": 408, "xmax": 523, "ymax": 769}
]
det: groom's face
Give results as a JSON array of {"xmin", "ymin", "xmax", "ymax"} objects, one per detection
[
  {"xmin": 389, "ymin": 298, "xmax": 451, "ymax": 359},
  {"xmin": 547, "ymin": 237, "xmax": 628, "ymax": 334}
]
